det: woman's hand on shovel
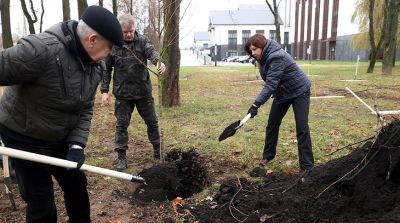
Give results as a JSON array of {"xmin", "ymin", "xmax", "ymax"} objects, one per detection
[{"xmin": 248, "ymin": 101, "xmax": 261, "ymax": 118}]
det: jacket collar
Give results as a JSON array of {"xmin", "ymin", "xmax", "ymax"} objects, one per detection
[
  {"xmin": 46, "ymin": 21, "xmax": 93, "ymax": 66},
  {"xmin": 260, "ymin": 39, "xmax": 282, "ymax": 63}
]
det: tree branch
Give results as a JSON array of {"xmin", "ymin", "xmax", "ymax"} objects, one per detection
[
  {"xmin": 39, "ymin": 0, "xmax": 44, "ymax": 32},
  {"xmin": 265, "ymin": 0, "xmax": 276, "ymax": 16}
]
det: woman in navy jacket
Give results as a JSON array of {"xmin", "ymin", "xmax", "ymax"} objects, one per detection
[{"xmin": 244, "ymin": 34, "xmax": 314, "ymax": 171}]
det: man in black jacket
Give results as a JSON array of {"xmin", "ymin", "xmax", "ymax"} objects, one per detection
[
  {"xmin": 0, "ymin": 6, "xmax": 123, "ymax": 223},
  {"xmin": 101, "ymin": 14, "xmax": 166, "ymax": 171}
]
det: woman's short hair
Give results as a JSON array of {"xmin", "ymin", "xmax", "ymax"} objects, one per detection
[{"xmin": 244, "ymin": 34, "xmax": 268, "ymax": 56}]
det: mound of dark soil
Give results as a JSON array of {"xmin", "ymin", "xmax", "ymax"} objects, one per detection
[
  {"xmin": 132, "ymin": 149, "xmax": 209, "ymax": 202},
  {"xmin": 192, "ymin": 120, "xmax": 400, "ymax": 223}
]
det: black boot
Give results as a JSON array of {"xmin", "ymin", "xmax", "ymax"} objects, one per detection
[
  {"xmin": 116, "ymin": 150, "xmax": 127, "ymax": 171},
  {"xmin": 153, "ymin": 145, "xmax": 161, "ymax": 160}
]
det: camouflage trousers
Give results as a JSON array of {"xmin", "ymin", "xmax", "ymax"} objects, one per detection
[{"xmin": 114, "ymin": 96, "xmax": 160, "ymax": 151}]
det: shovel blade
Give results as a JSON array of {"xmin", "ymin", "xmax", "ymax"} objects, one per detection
[{"xmin": 218, "ymin": 120, "xmax": 241, "ymax": 141}]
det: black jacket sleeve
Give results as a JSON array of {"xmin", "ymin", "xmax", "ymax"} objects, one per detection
[
  {"xmin": 0, "ymin": 35, "xmax": 47, "ymax": 85},
  {"xmin": 100, "ymin": 55, "xmax": 115, "ymax": 93}
]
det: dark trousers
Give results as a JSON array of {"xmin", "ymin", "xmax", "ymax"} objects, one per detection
[
  {"xmin": 114, "ymin": 96, "xmax": 160, "ymax": 151},
  {"xmin": 263, "ymin": 91, "xmax": 314, "ymax": 170},
  {"xmin": 1, "ymin": 139, "xmax": 90, "ymax": 223}
]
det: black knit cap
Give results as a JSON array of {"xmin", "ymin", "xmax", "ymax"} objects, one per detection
[{"xmin": 81, "ymin": 5, "xmax": 124, "ymax": 46}]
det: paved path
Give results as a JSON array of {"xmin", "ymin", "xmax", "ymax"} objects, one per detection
[{"xmin": 179, "ymin": 49, "xmax": 254, "ymax": 67}]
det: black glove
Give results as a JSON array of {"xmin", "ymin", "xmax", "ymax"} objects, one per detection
[
  {"xmin": 248, "ymin": 101, "xmax": 261, "ymax": 118},
  {"xmin": 66, "ymin": 144, "xmax": 85, "ymax": 169}
]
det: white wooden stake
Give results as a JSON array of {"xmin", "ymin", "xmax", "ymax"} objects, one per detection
[{"xmin": 354, "ymin": 55, "xmax": 360, "ymax": 79}]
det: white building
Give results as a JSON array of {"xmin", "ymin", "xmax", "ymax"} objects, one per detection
[
  {"xmin": 207, "ymin": 4, "xmax": 285, "ymax": 60},
  {"xmin": 193, "ymin": 31, "xmax": 211, "ymax": 50},
  {"xmin": 202, "ymin": 1, "xmax": 364, "ymax": 61}
]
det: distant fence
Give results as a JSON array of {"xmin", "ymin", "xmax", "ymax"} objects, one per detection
[
  {"xmin": 289, "ymin": 34, "xmax": 399, "ymax": 62},
  {"xmin": 193, "ymin": 48, "xmax": 213, "ymax": 65}
]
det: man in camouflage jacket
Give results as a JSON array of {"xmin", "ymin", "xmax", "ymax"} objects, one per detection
[{"xmin": 101, "ymin": 14, "xmax": 166, "ymax": 171}]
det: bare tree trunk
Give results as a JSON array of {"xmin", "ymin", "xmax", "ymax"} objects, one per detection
[
  {"xmin": 78, "ymin": 0, "xmax": 88, "ymax": 19},
  {"xmin": 367, "ymin": 0, "xmax": 385, "ymax": 73},
  {"xmin": 367, "ymin": 0, "xmax": 376, "ymax": 73},
  {"xmin": 382, "ymin": 0, "xmax": 400, "ymax": 75},
  {"xmin": 1, "ymin": 0, "xmax": 13, "ymax": 48},
  {"xmin": 62, "ymin": 0, "xmax": 70, "ymax": 21},
  {"xmin": 393, "ymin": 43, "xmax": 397, "ymax": 66},
  {"xmin": 368, "ymin": 51, "xmax": 378, "ymax": 73},
  {"xmin": 39, "ymin": 0, "xmax": 44, "ymax": 32},
  {"xmin": 126, "ymin": 0, "xmax": 149, "ymax": 34},
  {"xmin": 157, "ymin": 0, "xmax": 162, "ymax": 48},
  {"xmin": 20, "ymin": 0, "xmax": 38, "ymax": 34},
  {"xmin": 112, "ymin": 0, "xmax": 117, "ymax": 16},
  {"xmin": 161, "ymin": 0, "xmax": 180, "ymax": 107},
  {"xmin": 266, "ymin": 0, "xmax": 281, "ymax": 44},
  {"xmin": 99, "ymin": 0, "xmax": 103, "ymax": 7}
]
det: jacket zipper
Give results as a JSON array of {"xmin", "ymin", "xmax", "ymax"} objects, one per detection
[
  {"xmin": 56, "ymin": 56, "xmax": 67, "ymax": 98},
  {"xmin": 80, "ymin": 67, "xmax": 86, "ymax": 102}
]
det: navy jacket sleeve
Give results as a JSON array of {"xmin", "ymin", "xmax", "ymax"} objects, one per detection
[{"xmin": 255, "ymin": 57, "xmax": 285, "ymax": 105}]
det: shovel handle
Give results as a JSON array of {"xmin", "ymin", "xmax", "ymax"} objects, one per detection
[
  {"xmin": 238, "ymin": 114, "xmax": 252, "ymax": 127},
  {"xmin": 0, "ymin": 146, "xmax": 145, "ymax": 184}
]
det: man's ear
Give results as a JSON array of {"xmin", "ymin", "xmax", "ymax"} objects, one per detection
[{"xmin": 88, "ymin": 34, "xmax": 97, "ymax": 47}]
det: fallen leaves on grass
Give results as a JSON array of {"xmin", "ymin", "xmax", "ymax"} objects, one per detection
[
  {"xmin": 233, "ymin": 149, "xmax": 244, "ymax": 154},
  {"xmin": 329, "ymin": 128, "xmax": 341, "ymax": 138}
]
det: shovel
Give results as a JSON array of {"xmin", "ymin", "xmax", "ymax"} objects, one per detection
[
  {"xmin": 219, "ymin": 114, "xmax": 252, "ymax": 141},
  {"xmin": 0, "ymin": 146, "xmax": 145, "ymax": 184}
]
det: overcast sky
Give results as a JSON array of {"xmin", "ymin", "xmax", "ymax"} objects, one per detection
[{"xmin": 7, "ymin": 0, "xmax": 359, "ymax": 47}]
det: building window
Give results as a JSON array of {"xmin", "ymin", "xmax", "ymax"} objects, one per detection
[
  {"xmin": 242, "ymin": 30, "xmax": 251, "ymax": 45},
  {"xmin": 284, "ymin": 32, "xmax": 289, "ymax": 45},
  {"xmin": 228, "ymin": 30, "xmax": 237, "ymax": 46},
  {"xmin": 227, "ymin": 50, "xmax": 237, "ymax": 57},
  {"xmin": 269, "ymin": 30, "xmax": 276, "ymax": 41},
  {"xmin": 256, "ymin": 30, "xmax": 264, "ymax": 35}
]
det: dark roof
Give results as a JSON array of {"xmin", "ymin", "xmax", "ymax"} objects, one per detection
[
  {"xmin": 209, "ymin": 4, "xmax": 283, "ymax": 26},
  {"xmin": 194, "ymin": 32, "xmax": 210, "ymax": 41}
]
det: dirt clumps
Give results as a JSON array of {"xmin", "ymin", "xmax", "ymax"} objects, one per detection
[
  {"xmin": 191, "ymin": 120, "xmax": 400, "ymax": 222},
  {"xmin": 132, "ymin": 149, "xmax": 209, "ymax": 202}
]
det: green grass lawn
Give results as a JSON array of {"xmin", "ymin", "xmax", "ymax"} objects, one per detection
[{"xmin": 91, "ymin": 61, "xmax": 400, "ymax": 173}]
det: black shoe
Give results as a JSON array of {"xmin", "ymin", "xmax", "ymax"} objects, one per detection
[
  {"xmin": 153, "ymin": 152, "xmax": 160, "ymax": 160},
  {"xmin": 116, "ymin": 158, "xmax": 127, "ymax": 171},
  {"xmin": 116, "ymin": 150, "xmax": 127, "ymax": 171},
  {"xmin": 153, "ymin": 144, "xmax": 161, "ymax": 160}
]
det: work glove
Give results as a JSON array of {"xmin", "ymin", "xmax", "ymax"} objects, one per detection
[
  {"xmin": 248, "ymin": 101, "xmax": 261, "ymax": 118},
  {"xmin": 66, "ymin": 144, "xmax": 85, "ymax": 169}
]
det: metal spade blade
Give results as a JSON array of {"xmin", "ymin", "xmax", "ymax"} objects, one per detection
[{"xmin": 219, "ymin": 114, "xmax": 251, "ymax": 141}]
